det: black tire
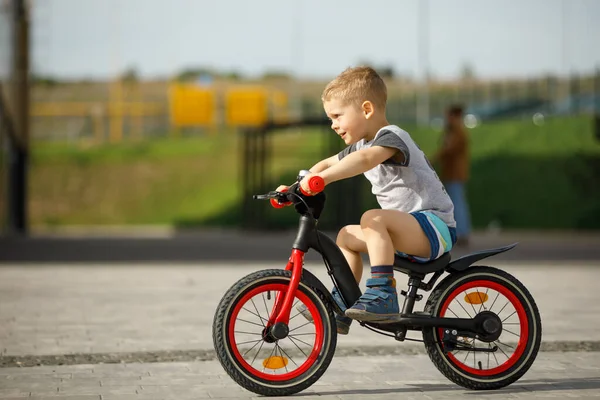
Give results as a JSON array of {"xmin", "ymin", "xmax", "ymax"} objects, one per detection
[
  {"xmin": 422, "ymin": 266, "xmax": 542, "ymax": 390},
  {"xmin": 212, "ymin": 269, "xmax": 337, "ymax": 396}
]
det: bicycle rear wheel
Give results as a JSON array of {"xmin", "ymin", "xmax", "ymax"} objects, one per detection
[{"xmin": 422, "ymin": 266, "xmax": 542, "ymax": 390}]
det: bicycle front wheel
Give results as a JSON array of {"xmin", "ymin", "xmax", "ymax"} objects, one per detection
[{"xmin": 212, "ymin": 269, "xmax": 337, "ymax": 396}]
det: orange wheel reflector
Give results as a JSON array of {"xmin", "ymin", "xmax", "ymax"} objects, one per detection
[
  {"xmin": 464, "ymin": 291, "xmax": 489, "ymax": 305},
  {"xmin": 262, "ymin": 356, "xmax": 288, "ymax": 370}
]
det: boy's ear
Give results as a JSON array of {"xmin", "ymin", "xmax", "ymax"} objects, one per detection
[{"xmin": 361, "ymin": 101, "xmax": 374, "ymax": 119}]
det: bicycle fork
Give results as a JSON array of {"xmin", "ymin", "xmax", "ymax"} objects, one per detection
[{"xmin": 265, "ymin": 249, "xmax": 304, "ymax": 336}]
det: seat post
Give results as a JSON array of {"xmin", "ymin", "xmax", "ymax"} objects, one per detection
[
  {"xmin": 395, "ymin": 273, "xmax": 424, "ymax": 341},
  {"xmin": 401, "ymin": 273, "xmax": 424, "ymax": 315}
]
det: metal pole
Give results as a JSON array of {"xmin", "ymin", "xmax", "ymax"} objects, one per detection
[{"xmin": 7, "ymin": 0, "xmax": 29, "ymax": 235}]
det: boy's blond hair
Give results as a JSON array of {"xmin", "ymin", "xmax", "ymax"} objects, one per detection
[{"xmin": 322, "ymin": 66, "xmax": 387, "ymax": 110}]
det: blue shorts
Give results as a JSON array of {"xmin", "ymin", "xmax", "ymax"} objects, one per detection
[{"xmin": 396, "ymin": 211, "xmax": 457, "ymax": 263}]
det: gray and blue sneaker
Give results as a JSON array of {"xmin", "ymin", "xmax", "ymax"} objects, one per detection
[
  {"xmin": 344, "ymin": 277, "xmax": 399, "ymax": 322},
  {"xmin": 297, "ymin": 287, "xmax": 353, "ymax": 335}
]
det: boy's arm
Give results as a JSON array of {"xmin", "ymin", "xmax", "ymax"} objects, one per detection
[
  {"xmin": 319, "ymin": 146, "xmax": 399, "ymax": 185},
  {"xmin": 308, "ymin": 155, "xmax": 339, "ymax": 173}
]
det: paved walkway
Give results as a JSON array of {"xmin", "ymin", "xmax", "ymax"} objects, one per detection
[
  {"xmin": 1, "ymin": 261, "xmax": 600, "ymax": 398},
  {"xmin": 1, "ymin": 353, "xmax": 599, "ymax": 399},
  {"xmin": 1, "ymin": 262, "xmax": 599, "ymax": 358}
]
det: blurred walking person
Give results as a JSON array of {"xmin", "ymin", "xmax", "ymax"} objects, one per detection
[{"xmin": 433, "ymin": 104, "xmax": 471, "ymax": 246}]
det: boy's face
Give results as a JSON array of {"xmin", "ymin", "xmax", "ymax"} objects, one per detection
[{"xmin": 323, "ymin": 98, "xmax": 368, "ymax": 145}]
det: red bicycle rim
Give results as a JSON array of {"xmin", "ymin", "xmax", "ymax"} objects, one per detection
[
  {"xmin": 228, "ymin": 283, "xmax": 325, "ymax": 381},
  {"xmin": 438, "ymin": 279, "xmax": 529, "ymax": 376}
]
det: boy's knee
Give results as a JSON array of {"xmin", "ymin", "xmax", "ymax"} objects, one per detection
[
  {"xmin": 336, "ymin": 226, "xmax": 351, "ymax": 247},
  {"xmin": 360, "ymin": 210, "xmax": 384, "ymax": 229}
]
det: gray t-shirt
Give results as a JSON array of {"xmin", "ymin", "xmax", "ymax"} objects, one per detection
[{"xmin": 338, "ymin": 125, "xmax": 456, "ymax": 228}]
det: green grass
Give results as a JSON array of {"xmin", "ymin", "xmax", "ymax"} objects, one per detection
[{"xmin": 28, "ymin": 115, "xmax": 600, "ymax": 230}]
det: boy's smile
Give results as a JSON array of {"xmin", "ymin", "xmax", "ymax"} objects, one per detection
[{"xmin": 323, "ymin": 98, "xmax": 366, "ymax": 145}]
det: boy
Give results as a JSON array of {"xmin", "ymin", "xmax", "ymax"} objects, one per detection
[{"xmin": 290, "ymin": 66, "xmax": 457, "ymax": 334}]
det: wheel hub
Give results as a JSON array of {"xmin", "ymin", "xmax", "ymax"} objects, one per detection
[
  {"xmin": 475, "ymin": 311, "xmax": 503, "ymax": 342},
  {"xmin": 263, "ymin": 322, "xmax": 289, "ymax": 342}
]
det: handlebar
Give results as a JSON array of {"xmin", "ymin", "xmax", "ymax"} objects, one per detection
[{"xmin": 252, "ymin": 174, "xmax": 325, "ymax": 209}]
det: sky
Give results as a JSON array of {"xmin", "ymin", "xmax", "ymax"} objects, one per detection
[{"xmin": 10, "ymin": 0, "xmax": 600, "ymax": 80}]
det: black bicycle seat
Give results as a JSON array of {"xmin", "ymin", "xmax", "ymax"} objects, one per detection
[{"xmin": 393, "ymin": 252, "xmax": 451, "ymax": 275}]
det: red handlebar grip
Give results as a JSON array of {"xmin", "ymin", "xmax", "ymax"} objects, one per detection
[
  {"xmin": 270, "ymin": 198, "xmax": 285, "ymax": 208},
  {"xmin": 308, "ymin": 176, "xmax": 325, "ymax": 193},
  {"xmin": 299, "ymin": 176, "xmax": 325, "ymax": 196},
  {"xmin": 270, "ymin": 187, "xmax": 292, "ymax": 208}
]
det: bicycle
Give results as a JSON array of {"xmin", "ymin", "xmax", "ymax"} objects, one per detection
[{"xmin": 212, "ymin": 170, "xmax": 542, "ymax": 396}]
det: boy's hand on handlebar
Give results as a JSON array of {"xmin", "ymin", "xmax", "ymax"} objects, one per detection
[
  {"xmin": 300, "ymin": 173, "xmax": 323, "ymax": 196},
  {"xmin": 276, "ymin": 185, "xmax": 289, "ymax": 193}
]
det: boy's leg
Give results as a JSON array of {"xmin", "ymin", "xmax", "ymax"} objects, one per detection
[
  {"xmin": 297, "ymin": 225, "xmax": 367, "ymax": 334},
  {"xmin": 336, "ymin": 225, "xmax": 368, "ymax": 283},
  {"xmin": 344, "ymin": 209, "xmax": 431, "ymax": 322}
]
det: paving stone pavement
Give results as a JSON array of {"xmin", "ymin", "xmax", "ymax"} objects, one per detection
[
  {"xmin": 1, "ymin": 261, "xmax": 600, "ymax": 358},
  {"xmin": 1, "ymin": 352, "xmax": 600, "ymax": 399},
  {"xmin": 1, "ymin": 262, "xmax": 600, "ymax": 398}
]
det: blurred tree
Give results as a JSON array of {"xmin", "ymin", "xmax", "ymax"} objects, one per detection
[
  {"xmin": 261, "ymin": 70, "xmax": 292, "ymax": 80},
  {"xmin": 460, "ymin": 62, "xmax": 476, "ymax": 81},
  {"xmin": 175, "ymin": 67, "xmax": 215, "ymax": 82},
  {"xmin": 120, "ymin": 66, "xmax": 139, "ymax": 83},
  {"xmin": 31, "ymin": 74, "xmax": 60, "ymax": 87}
]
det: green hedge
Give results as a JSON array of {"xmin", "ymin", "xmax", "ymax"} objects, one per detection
[{"xmin": 28, "ymin": 115, "xmax": 600, "ymax": 230}]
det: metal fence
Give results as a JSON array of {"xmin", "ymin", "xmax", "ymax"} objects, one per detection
[{"xmin": 0, "ymin": 2, "xmax": 12, "ymax": 232}]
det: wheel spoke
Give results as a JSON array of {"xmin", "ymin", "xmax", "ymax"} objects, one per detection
[
  {"xmin": 242, "ymin": 307, "xmax": 268, "ymax": 325},
  {"xmin": 276, "ymin": 343, "xmax": 289, "ymax": 374},
  {"xmin": 262, "ymin": 292, "xmax": 270, "ymax": 320},
  {"xmin": 242, "ymin": 337, "xmax": 263, "ymax": 358},
  {"xmin": 237, "ymin": 318, "xmax": 264, "ymax": 328},
  {"xmin": 250, "ymin": 298, "xmax": 266, "ymax": 328},
  {"xmin": 277, "ymin": 342, "xmax": 300, "ymax": 368},
  {"xmin": 503, "ymin": 328, "xmax": 520, "ymax": 338},
  {"xmin": 234, "ymin": 331, "xmax": 263, "ymax": 336},
  {"xmin": 487, "ymin": 343, "xmax": 491, "ymax": 369},
  {"xmin": 489, "ymin": 292, "xmax": 500, "ymax": 312},
  {"xmin": 494, "ymin": 341, "xmax": 511, "ymax": 359},
  {"xmin": 497, "ymin": 340, "xmax": 516, "ymax": 350},
  {"xmin": 262, "ymin": 344, "xmax": 278, "ymax": 373},
  {"xmin": 249, "ymin": 339, "xmax": 265, "ymax": 365},
  {"xmin": 502, "ymin": 310, "xmax": 517, "ymax": 323},
  {"xmin": 492, "ymin": 345, "xmax": 500, "ymax": 366},
  {"xmin": 496, "ymin": 300, "xmax": 510, "ymax": 316},
  {"xmin": 236, "ymin": 338, "xmax": 263, "ymax": 346},
  {"xmin": 288, "ymin": 321, "xmax": 312, "ymax": 333},
  {"xmin": 464, "ymin": 290, "xmax": 478, "ymax": 316},
  {"xmin": 446, "ymin": 307, "xmax": 460, "ymax": 318},
  {"xmin": 463, "ymin": 349, "xmax": 471, "ymax": 364},
  {"xmin": 287, "ymin": 334, "xmax": 313, "ymax": 348},
  {"xmin": 287, "ymin": 332, "xmax": 315, "ymax": 336},
  {"xmin": 456, "ymin": 298, "xmax": 473, "ymax": 318},
  {"xmin": 478, "ymin": 288, "xmax": 490, "ymax": 313},
  {"xmin": 288, "ymin": 300, "xmax": 302, "ymax": 321},
  {"xmin": 288, "ymin": 335, "xmax": 309, "ymax": 358}
]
